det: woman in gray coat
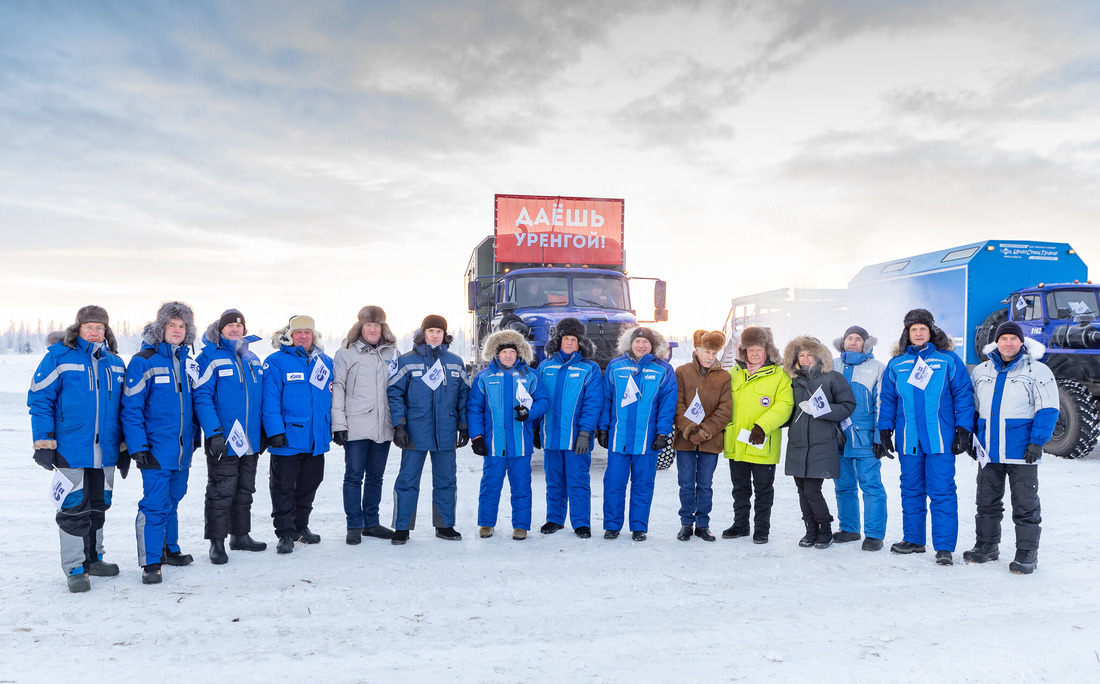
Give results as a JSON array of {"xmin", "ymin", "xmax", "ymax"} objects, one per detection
[{"xmin": 783, "ymin": 335, "xmax": 856, "ymax": 550}]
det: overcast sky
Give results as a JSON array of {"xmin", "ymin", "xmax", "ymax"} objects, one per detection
[{"xmin": 3, "ymin": 0, "xmax": 1099, "ymax": 346}]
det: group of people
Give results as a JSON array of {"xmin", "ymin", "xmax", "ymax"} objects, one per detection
[{"xmin": 27, "ymin": 303, "xmax": 1055, "ymax": 593}]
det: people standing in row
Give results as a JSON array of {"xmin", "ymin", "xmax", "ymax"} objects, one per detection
[
  {"xmin": 598, "ymin": 327, "xmax": 677, "ymax": 541},
  {"xmin": 332, "ymin": 306, "xmax": 399, "ymax": 545},
  {"xmin": 535, "ymin": 318, "xmax": 602, "ymax": 538},
  {"xmin": 262, "ymin": 315, "xmax": 334, "ymax": 554},
  {"xmin": 387, "ymin": 315, "xmax": 470, "ymax": 544},
  {"xmin": 193, "ymin": 309, "xmax": 268, "ymax": 565},
  {"xmin": 832, "ymin": 326, "xmax": 888, "ymax": 551},
  {"xmin": 965, "ymin": 321, "xmax": 1058, "ymax": 574},
  {"xmin": 672, "ymin": 330, "xmax": 732, "ymax": 542},
  {"xmin": 28, "ymin": 305, "xmax": 127, "ymax": 592},
  {"xmin": 783, "ymin": 336, "xmax": 856, "ymax": 550},
  {"xmin": 469, "ymin": 330, "xmax": 550, "ymax": 540},
  {"xmin": 122, "ymin": 302, "xmax": 199, "ymax": 585},
  {"xmin": 722, "ymin": 326, "xmax": 793, "ymax": 544},
  {"xmin": 877, "ymin": 309, "xmax": 975, "ymax": 566}
]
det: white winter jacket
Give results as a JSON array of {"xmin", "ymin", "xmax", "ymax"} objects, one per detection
[{"xmin": 332, "ymin": 339, "xmax": 398, "ymax": 442}]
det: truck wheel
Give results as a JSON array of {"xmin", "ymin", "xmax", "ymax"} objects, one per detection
[
  {"xmin": 974, "ymin": 309, "xmax": 1008, "ymax": 361},
  {"xmin": 656, "ymin": 444, "xmax": 675, "ymax": 470},
  {"xmin": 1045, "ymin": 379, "xmax": 1100, "ymax": 459}
]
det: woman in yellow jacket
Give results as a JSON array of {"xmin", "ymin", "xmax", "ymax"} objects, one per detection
[{"xmin": 722, "ymin": 326, "xmax": 794, "ymax": 544}]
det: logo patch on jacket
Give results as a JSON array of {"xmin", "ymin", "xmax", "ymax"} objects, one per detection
[
  {"xmin": 760, "ymin": 396, "xmax": 771, "ymax": 407},
  {"xmin": 218, "ymin": 368, "xmax": 234, "ymax": 377},
  {"xmin": 154, "ymin": 375, "xmax": 170, "ymax": 384},
  {"xmin": 287, "ymin": 372, "xmax": 305, "ymax": 381}
]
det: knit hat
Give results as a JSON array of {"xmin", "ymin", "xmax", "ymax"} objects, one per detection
[
  {"xmin": 630, "ymin": 327, "xmax": 658, "ymax": 349},
  {"xmin": 843, "ymin": 325, "xmax": 869, "ymax": 342},
  {"xmin": 219, "ymin": 309, "xmax": 246, "ymax": 332},
  {"xmin": 421, "ymin": 314, "xmax": 448, "ymax": 332},
  {"xmin": 994, "ymin": 321, "xmax": 1025, "ymax": 343},
  {"xmin": 693, "ymin": 329, "xmax": 726, "ymax": 352}
]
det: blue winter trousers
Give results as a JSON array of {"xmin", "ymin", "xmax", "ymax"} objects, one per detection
[
  {"xmin": 478, "ymin": 456, "xmax": 532, "ymax": 530},
  {"xmin": 603, "ymin": 451, "xmax": 658, "ymax": 533},
  {"xmin": 137, "ymin": 468, "xmax": 189, "ymax": 567},
  {"xmin": 676, "ymin": 450, "xmax": 719, "ymax": 527},
  {"xmin": 343, "ymin": 439, "xmax": 391, "ymax": 529},
  {"xmin": 899, "ymin": 449, "xmax": 958, "ymax": 551},
  {"xmin": 543, "ymin": 448, "xmax": 591, "ymax": 529},
  {"xmin": 835, "ymin": 455, "xmax": 887, "ymax": 539},
  {"xmin": 392, "ymin": 449, "xmax": 457, "ymax": 531},
  {"xmin": 56, "ymin": 466, "xmax": 114, "ymax": 575}
]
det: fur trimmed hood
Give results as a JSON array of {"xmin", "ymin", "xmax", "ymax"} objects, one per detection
[
  {"xmin": 343, "ymin": 306, "xmax": 397, "ymax": 349},
  {"xmin": 272, "ymin": 315, "xmax": 323, "ymax": 351},
  {"xmin": 982, "ymin": 336, "xmax": 1047, "ymax": 361},
  {"xmin": 737, "ymin": 326, "xmax": 782, "ymax": 365},
  {"xmin": 62, "ymin": 305, "xmax": 119, "ymax": 353},
  {"xmin": 833, "ymin": 335, "xmax": 879, "ymax": 353},
  {"xmin": 545, "ymin": 317, "xmax": 595, "ymax": 359},
  {"xmin": 142, "ymin": 301, "xmax": 196, "ymax": 347},
  {"xmin": 783, "ymin": 335, "xmax": 833, "ymax": 377},
  {"xmin": 413, "ymin": 328, "xmax": 454, "ymax": 347},
  {"xmin": 482, "ymin": 329, "xmax": 535, "ymax": 364},
  {"xmin": 616, "ymin": 326, "xmax": 669, "ymax": 360}
]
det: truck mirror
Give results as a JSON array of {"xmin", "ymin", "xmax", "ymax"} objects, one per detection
[
  {"xmin": 654, "ymin": 280, "xmax": 667, "ymax": 310},
  {"xmin": 654, "ymin": 308, "xmax": 668, "ymax": 322},
  {"xmin": 499, "ymin": 301, "xmax": 518, "ymax": 312},
  {"xmin": 467, "ymin": 281, "xmax": 478, "ymax": 311}
]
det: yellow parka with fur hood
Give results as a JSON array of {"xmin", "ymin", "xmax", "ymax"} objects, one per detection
[{"xmin": 722, "ymin": 327, "xmax": 794, "ymax": 465}]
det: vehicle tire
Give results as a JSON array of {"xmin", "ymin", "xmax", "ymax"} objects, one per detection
[
  {"xmin": 656, "ymin": 444, "xmax": 675, "ymax": 470},
  {"xmin": 1045, "ymin": 379, "xmax": 1100, "ymax": 459},
  {"xmin": 974, "ymin": 309, "xmax": 1009, "ymax": 361}
]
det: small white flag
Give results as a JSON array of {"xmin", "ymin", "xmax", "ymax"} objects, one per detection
[
  {"xmin": 973, "ymin": 435, "xmax": 990, "ymax": 469},
  {"xmin": 516, "ymin": 380, "xmax": 533, "ymax": 409},
  {"xmin": 620, "ymin": 374, "xmax": 641, "ymax": 407},
  {"xmin": 227, "ymin": 419, "xmax": 250, "ymax": 457},
  {"xmin": 805, "ymin": 385, "xmax": 831, "ymax": 418},
  {"xmin": 907, "ymin": 356, "xmax": 933, "ymax": 390},
  {"xmin": 49, "ymin": 470, "xmax": 75, "ymax": 511},
  {"xmin": 388, "ymin": 352, "xmax": 400, "ymax": 378},
  {"xmin": 737, "ymin": 428, "xmax": 766, "ymax": 448},
  {"xmin": 422, "ymin": 359, "xmax": 445, "ymax": 390},
  {"xmin": 1015, "ymin": 297, "xmax": 1026, "ymax": 311},
  {"xmin": 186, "ymin": 358, "xmax": 200, "ymax": 387},
  {"xmin": 310, "ymin": 358, "xmax": 331, "ymax": 390},
  {"xmin": 840, "ymin": 417, "xmax": 852, "ymax": 430},
  {"xmin": 685, "ymin": 391, "xmax": 705, "ymax": 425}
]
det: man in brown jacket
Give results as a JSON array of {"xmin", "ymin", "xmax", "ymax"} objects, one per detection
[{"xmin": 673, "ymin": 330, "xmax": 733, "ymax": 541}]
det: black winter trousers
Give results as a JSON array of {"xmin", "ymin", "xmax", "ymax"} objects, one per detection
[
  {"xmin": 974, "ymin": 463, "xmax": 1041, "ymax": 550},
  {"xmin": 794, "ymin": 476, "xmax": 833, "ymax": 525},
  {"xmin": 729, "ymin": 461, "xmax": 776, "ymax": 534},
  {"xmin": 204, "ymin": 453, "xmax": 259, "ymax": 539},
  {"xmin": 269, "ymin": 453, "xmax": 325, "ymax": 538}
]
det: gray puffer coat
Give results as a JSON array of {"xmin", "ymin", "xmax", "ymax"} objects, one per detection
[
  {"xmin": 782, "ymin": 336, "xmax": 856, "ymax": 479},
  {"xmin": 332, "ymin": 339, "xmax": 399, "ymax": 442}
]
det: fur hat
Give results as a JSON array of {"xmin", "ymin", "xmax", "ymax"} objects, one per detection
[
  {"xmin": 343, "ymin": 305, "xmax": 397, "ymax": 349},
  {"xmin": 737, "ymin": 326, "xmax": 781, "ymax": 365},
  {"xmin": 693, "ymin": 329, "xmax": 726, "ymax": 353},
  {"xmin": 482, "ymin": 329, "xmax": 535, "ymax": 365},
  {"xmin": 832, "ymin": 326, "xmax": 879, "ymax": 353},
  {"xmin": 272, "ymin": 314, "xmax": 323, "ymax": 350},
  {"xmin": 545, "ymin": 317, "xmax": 596, "ymax": 358},
  {"xmin": 783, "ymin": 335, "xmax": 833, "ymax": 377},
  {"xmin": 421, "ymin": 314, "xmax": 448, "ymax": 332},
  {"xmin": 616, "ymin": 326, "xmax": 669, "ymax": 359},
  {"xmin": 62, "ymin": 304, "xmax": 118, "ymax": 352},
  {"xmin": 46, "ymin": 330, "xmax": 66, "ymax": 346},
  {"xmin": 142, "ymin": 301, "xmax": 196, "ymax": 347},
  {"xmin": 895, "ymin": 308, "xmax": 953, "ymax": 355}
]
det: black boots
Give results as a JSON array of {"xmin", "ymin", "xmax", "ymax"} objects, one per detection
[
  {"xmin": 604, "ymin": 530, "xmax": 620, "ymax": 540},
  {"xmin": 963, "ymin": 542, "xmax": 1000, "ymax": 563},
  {"xmin": 363, "ymin": 525, "xmax": 395, "ymax": 540},
  {"xmin": 814, "ymin": 522, "xmax": 833, "ymax": 549},
  {"xmin": 209, "ymin": 539, "xmax": 228, "ymax": 565},
  {"xmin": 677, "ymin": 524, "xmax": 693, "ymax": 541},
  {"xmin": 935, "ymin": 550, "xmax": 953, "ymax": 565},
  {"xmin": 296, "ymin": 527, "xmax": 321, "ymax": 544},
  {"xmin": 346, "ymin": 529, "xmax": 362, "ymax": 545},
  {"xmin": 833, "ymin": 530, "xmax": 861, "ymax": 543},
  {"xmin": 694, "ymin": 527, "xmax": 716, "ymax": 542},
  {"xmin": 798, "ymin": 521, "xmax": 817, "ymax": 548},
  {"xmin": 67, "ymin": 571, "xmax": 91, "ymax": 593},
  {"xmin": 1010, "ymin": 549, "xmax": 1038, "ymax": 574},
  {"xmin": 722, "ymin": 524, "xmax": 749, "ymax": 539},
  {"xmin": 276, "ymin": 537, "xmax": 295, "ymax": 554},
  {"xmin": 391, "ymin": 530, "xmax": 410, "ymax": 545},
  {"xmin": 142, "ymin": 563, "xmax": 163, "ymax": 584},
  {"xmin": 540, "ymin": 522, "xmax": 565, "ymax": 535},
  {"xmin": 632, "ymin": 531, "xmax": 646, "ymax": 541},
  {"xmin": 88, "ymin": 559, "xmax": 120, "ymax": 576},
  {"xmin": 890, "ymin": 541, "xmax": 926, "ymax": 554},
  {"xmin": 575, "ymin": 527, "xmax": 591, "ymax": 538},
  {"xmin": 862, "ymin": 538, "xmax": 883, "ymax": 552},
  {"xmin": 435, "ymin": 527, "xmax": 462, "ymax": 541},
  {"xmin": 162, "ymin": 546, "xmax": 194, "ymax": 566},
  {"xmin": 229, "ymin": 534, "xmax": 268, "ymax": 552}
]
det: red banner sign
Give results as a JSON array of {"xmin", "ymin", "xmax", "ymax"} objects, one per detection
[{"xmin": 494, "ymin": 194, "xmax": 624, "ymax": 266}]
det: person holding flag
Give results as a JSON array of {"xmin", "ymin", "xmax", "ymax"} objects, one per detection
[
  {"xmin": 783, "ymin": 336, "xmax": 856, "ymax": 549},
  {"xmin": 468, "ymin": 330, "xmax": 550, "ymax": 540},
  {"xmin": 672, "ymin": 330, "xmax": 732, "ymax": 542}
]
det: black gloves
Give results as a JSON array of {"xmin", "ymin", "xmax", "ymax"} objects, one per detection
[
  {"xmin": 574, "ymin": 431, "xmax": 591, "ymax": 455},
  {"xmin": 874, "ymin": 430, "xmax": 895, "ymax": 460},
  {"xmin": 33, "ymin": 449, "xmax": 57, "ymax": 471},
  {"xmin": 115, "ymin": 450, "xmax": 131, "ymax": 479},
  {"xmin": 132, "ymin": 451, "xmax": 155, "ymax": 470},
  {"xmin": 748, "ymin": 425, "xmax": 766, "ymax": 446},
  {"xmin": 951, "ymin": 427, "xmax": 971, "ymax": 456},
  {"xmin": 533, "ymin": 429, "xmax": 542, "ymax": 450},
  {"xmin": 471, "ymin": 436, "xmax": 488, "ymax": 456},
  {"xmin": 596, "ymin": 430, "xmax": 609, "ymax": 449},
  {"xmin": 457, "ymin": 428, "xmax": 469, "ymax": 447},
  {"xmin": 205, "ymin": 434, "xmax": 228, "ymax": 459},
  {"xmin": 392, "ymin": 425, "xmax": 410, "ymax": 450},
  {"xmin": 1024, "ymin": 443, "xmax": 1043, "ymax": 464},
  {"xmin": 514, "ymin": 405, "xmax": 529, "ymax": 422},
  {"xmin": 651, "ymin": 434, "xmax": 670, "ymax": 452},
  {"xmin": 333, "ymin": 430, "xmax": 348, "ymax": 447},
  {"xmin": 267, "ymin": 433, "xmax": 288, "ymax": 449}
]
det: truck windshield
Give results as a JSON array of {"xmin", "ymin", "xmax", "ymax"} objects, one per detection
[
  {"xmin": 573, "ymin": 276, "xmax": 627, "ymax": 310},
  {"xmin": 1045, "ymin": 290, "xmax": 1099, "ymax": 319},
  {"xmin": 509, "ymin": 276, "xmax": 570, "ymax": 307}
]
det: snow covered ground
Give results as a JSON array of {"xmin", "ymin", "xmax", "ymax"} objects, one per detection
[{"xmin": 2, "ymin": 352, "xmax": 1098, "ymax": 683}]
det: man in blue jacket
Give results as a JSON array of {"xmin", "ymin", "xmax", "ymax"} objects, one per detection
[
  {"xmin": 262, "ymin": 315, "xmax": 334, "ymax": 555},
  {"xmin": 877, "ymin": 309, "xmax": 975, "ymax": 565},
  {"xmin": 964, "ymin": 321, "xmax": 1058, "ymax": 574},
  {"xmin": 193, "ymin": 309, "xmax": 268, "ymax": 564},
  {"xmin": 121, "ymin": 301, "xmax": 200, "ymax": 585},
  {"xmin": 536, "ymin": 318, "xmax": 603, "ymax": 538},
  {"xmin": 28, "ymin": 305, "xmax": 126, "ymax": 593},
  {"xmin": 598, "ymin": 327, "xmax": 677, "ymax": 541},
  {"xmin": 387, "ymin": 315, "xmax": 470, "ymax": 544},
  {"xmin": 469, "ymin": 330, "xmax": 550, "ymax": 540}
]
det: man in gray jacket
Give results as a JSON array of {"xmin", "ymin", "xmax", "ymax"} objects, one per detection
[{"xmin": 332, "ymin": 306, "xmax": 399, "ymax": 544}]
